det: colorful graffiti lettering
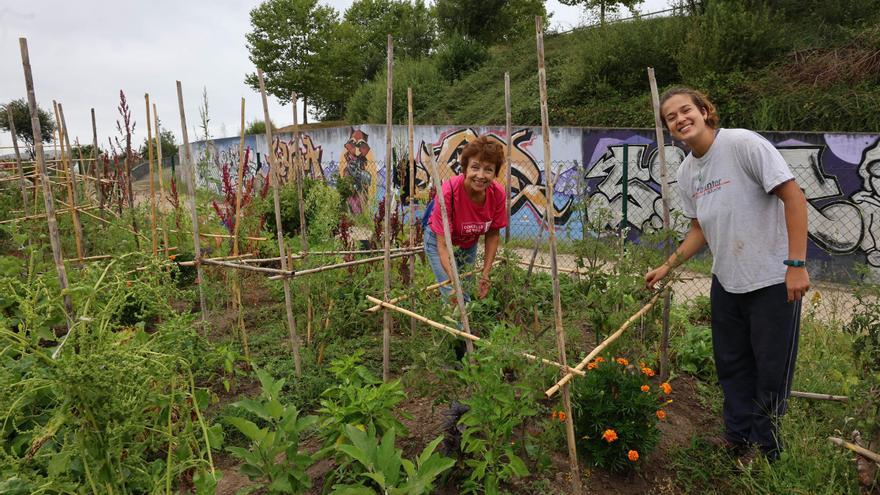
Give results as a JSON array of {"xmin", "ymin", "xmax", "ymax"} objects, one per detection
[{"xmin": 338, "ymin": 129, "xmax": 377, "ymax": 215}]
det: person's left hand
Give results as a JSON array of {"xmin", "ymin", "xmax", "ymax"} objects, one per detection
[
  {"xmin": 478, "ymin": 276, "xmax": 491, "ymax": 299},
  {"xmin": 785, "ymin": 266, "xmax": 810, "ymax": 302}
]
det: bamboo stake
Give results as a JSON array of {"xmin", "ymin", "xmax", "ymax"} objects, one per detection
[
  {"xmin": 366, "ymin": 295, "xmax": 585, "ymax": 377},
  {"xmin": 545, "ymin": 287, "xmax": 669, "ymax": 397},
  {"xmin": 6, "ymin": 107, "xmax": 30, "ymax": 215},
  {"xmin": 63, "ymin": 254, "xmax": 114, "ymax": 263},
  {"xmin": 201, "ymin": 258, "xmax": 288, "ymax": 274},
  {"xmin": 407, "ymin": 86, "xmax": 416, "ymax": 338},
  {"xmin": 176, "ymin": 81, "xmax": 208, "ymax": 326},
  {"xmin": 0, "ymin": 205, "xmax": 100, "ymax": 224},
  {"xmin": 74, "ymin": 138, "xmax": 89, "ymax": 203},
  {"xmin": 536, "ymin": 17, "xmax": 580, "ymax": 494},
  {"xmin": 56, "ymin": 103, "xmax": 85, "ymax": 260},
  {"xmin": 504, "ymin": 72, "xmax": 512, "ymax": 243},
  {"xmin": 56, "ymin": 199, "xmax": 149, "ymax": 242},
  {"xmin": 156, "ymin": 227, "xmax": 267, "ymax": 241},
  {"xmin": 240, "ymin": 246, "xmax": 420, "ymax": 264},
  {"xmin": 648, "ymin": 67, "xmax": 674, "ymax": 382},
  {"xmin": 382, "ymin": 34, "xmax": 394, "ymax": 381},
  {"xmin": 91, "ymin": 108, "xmax": 104, "ymax": 216},
  {"xmin": 365, "ymin": 265, "xmax": 492, "ymax": 313},
  {"xmin": 177, "ymin": 253, "xmax": 253, "ymax": 266},
  {"xmin": 145, "ymin": 94, "xmax": 159, "ymax": 256},
  {"xmin": 257, "ymin": 69, "xmax": 302, "ymax": 376},
  {"xmin": 828, "ymin": 437, "xmax": 880, "ymax": 464},
  {"xmin": 231, "ymin": 97, "xmax": 250, "ymax": 361},
  {"xmin": 19, "ymin": 38, "xmax": 73, "ymax": 356},
  {"xmin": 266, "ymin": 251, "xmax": 413, "ymax": 280},
  {"xmin": 291, "ymin": 93, "xmax": 308, "ymax": 253},
  {"xmin": 153, "ymin": 104, "xmax": 170, "ymax": 255},
  {"xmin": 424, "ymin": 137, "xmax": 475, "ymax": 354},
  {"xmin": 790, "ymin": 391, "xmax": 848, "ymax": 402}
]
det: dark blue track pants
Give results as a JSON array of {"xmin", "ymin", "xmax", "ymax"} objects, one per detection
[{"xmin": 710, "ymin": 276, "xmax": 800, "ymax": 458}]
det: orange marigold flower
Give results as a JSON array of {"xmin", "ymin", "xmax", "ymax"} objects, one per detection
[
  {"xmin": 640, "ymin": 384, "xmax": 650, "ymax": 392},
  {"xmin": 559, "ymin": 411, "xmax": 566, "ymax": 422},
  {"xmin": 628, "ymin": 450, "xmax": 639, "ymax": 462},
  {"xmin": 642, "ymin": 367, "xmax": 655, "ymax": 377},
  {"xmin": 656, "ymin": 410, "xmax": 666, "ymax": 420},
  {"xmin": 602, "ymin": 429, "xmax": 618, "ymax": 443},
  {"xmin": 661, "ymin": 382, "xmax": 672, "ymax": 395},
  {"xmin": 616, "ymin": 357, "xmax": 629, "ymax": 366},
  {"xmin": 595, "ymin": 357, "xmax": 605, "ymax": 363},
  {"xmin": 587, "ymin": 361, "xmax": 598, "ymax": 370},
  {"xmin": 552, "ymin": 410, "xmax": 558, "ymax": 420}
]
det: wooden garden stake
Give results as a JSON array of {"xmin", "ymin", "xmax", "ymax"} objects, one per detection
[
  {"xmin": 828, "ymin": 436, "xmax": 880, "ymax": 464},
  {"xmin": 145, "ymin": 94, "xmax": 159, "ymax": 256},
  {"xmin": 56, "ymin": 103, "xmax": 85, "ymax": 260},
  {"xmin": 6, "ymin": 107, "xmax": 30, "ymax": 216},
  {"xmin": 257, "ymin": 69, "xmax": 303, "ymax": 376},
  {"xmin": 175, "ymin": 81, "xmax": 208, "ymax": 326},
  {"xmin": 90, "ymin": 108, "xmax": 105, "ymax": 216},
  {"xmin": 153, "ymin": 104, "xmax": 171, "ymax": 256},
  {"xmin": 504, "ymin": 72, "xmax": 512, "ymax": 243},
  {"xmin": 19, "ymin": 38, "xmax": 73, "ymax": 355},
  {"xmin": 291, "ymin": 93, "xmax": 308, "ymax": 253},
  {"xmin": 536, "ymin": 17, "xmax": 581, "ymax": 495},
  {"xmin": 407, "ymin": 86, "xmax": 416, "ymax": 337},
  {"xmin": 424, "ymin": 142, "xmax": 475, "ymax": 355},
  {"xmin": 382, "ymin": 34, "xmax": 394, "ymax": 381},
  {"xmin": 230, "ymin": 97, "xmax": 250, "ymax": 360},
  {"xmin": 648, "ymin": 67, "xmax": 673, "ymax": 382}
]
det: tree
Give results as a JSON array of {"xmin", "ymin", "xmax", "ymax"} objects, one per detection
[
  {"xmin": 1, "ymin": 98, "xmax": 56, "ymax": 158},
  {"xmin": 139, "ymin": 127, "xmax": 178, "ymax": 163},
  {"xmin": 244, "ymin": 0, "xmax": 339, "ymax": 119},
  {"xmin": 243, "ymin": 119, "xmax": 277, "ymax": 136},
  {"xmin": 557, "ymin": 0, "xmax": 643, "ymax": 26},
  {"xmin": 434, "ymin": 0, "xmax": 547, "ymax": 45}
]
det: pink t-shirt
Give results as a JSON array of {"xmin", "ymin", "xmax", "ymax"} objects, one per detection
[{"xmin": 429, "ymin": 175, "xmax": 508, "ymax": 249}]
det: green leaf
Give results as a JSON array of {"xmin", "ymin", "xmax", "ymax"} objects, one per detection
[
  {"xmin": 233, "ymin": 398, "xmax": 271, "ymax": 421},
  {"xmin": 225, "ymin": 416, "xmax": 268, "ymax": 443},
  {"xmin": 505, "ymin": 452, "xmax": 529, "ymax": 477},
  {"xmin": 337, "ymin": 444, "xmax": 373, "ymax": 470}
]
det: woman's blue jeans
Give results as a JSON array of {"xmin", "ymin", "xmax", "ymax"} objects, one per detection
[{"xmin": 423, "ymin": 229, "xmax": 477, "ymax": 300}]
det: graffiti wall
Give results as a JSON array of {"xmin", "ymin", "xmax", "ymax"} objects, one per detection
[{"xmin": 187, "ymin": 125, "xmax": 880, "ymax": 279}]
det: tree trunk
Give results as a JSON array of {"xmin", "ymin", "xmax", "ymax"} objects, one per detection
[{"xmin": 302, "ymin": 96, "xmax": 308, "ymax": 124}]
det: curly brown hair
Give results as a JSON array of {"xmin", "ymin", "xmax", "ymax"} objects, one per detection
[
  {"xmin": 460, "ymin": 136, "xmax": 505, "ymax": 177},
  {"xmin": 659, "ymin": 86, "xmax": 720, "ymax": 130}
]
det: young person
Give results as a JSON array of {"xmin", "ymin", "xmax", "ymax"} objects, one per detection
[
  {"xmin": 644, "ymin": 87, "xmax": 810, "ymax": 463},
  {"xmin": 424, "ymin": 136, "xmax": 508, "ymax": 301}
]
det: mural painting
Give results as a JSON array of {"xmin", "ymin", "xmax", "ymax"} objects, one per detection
[{"xmin": 188, "ymin": 126, "xmax": 880, "ymax": 276}]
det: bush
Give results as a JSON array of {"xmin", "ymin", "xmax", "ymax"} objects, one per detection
[
  {"xmin": 345, "ymin": 57, "xmax": 447, "ymax": 123},
  {"xmin": 676, "ymin": 1, "xmax": 790, "ymax": 81},
  {"xmin": 571, "ymin": 356, "xmax": 671, "ymax": 472},
  {"xmin": 673, "ymin": 324, "xmax": 715, "ymax": 380},
  {"xmin": 435, "ymin": 34, "xmax": 489, "ymax": 84},
  {"xmin": 304, "ymin": 181, "xmax": 341, "ymax": 243}
]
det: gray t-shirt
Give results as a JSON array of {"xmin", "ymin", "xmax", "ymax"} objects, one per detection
[{"xmin": 677, "ymin": 128, "xmax": 794, "ymax": 293}]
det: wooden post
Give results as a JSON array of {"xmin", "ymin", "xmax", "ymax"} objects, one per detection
[
  {"xmin": 257, "ymin": 69, "xmax": 303, "ymax": 376},
  {"xmin": 153, "ymin": 104, "xmax": 170, "ymax": 255},
  {"xmin": 6, "ymin": 107, "xmax": 30, "ymax": 215},
  {"xmin": 382, "ymin": 35, "xmax": 394, "ymax": 382},
  {"xmin": 291, "ymin": 93, "xmax": 309, "ymax": 253},
  {"xmin": 648, "ymin": 67, "xmax": 673, "ymax": 382},
  {"xmin": 56, "ymin": 103, "xmax": 85, "ymax": 260},
  {"xmin": 407, "ymin": 87, "xmax": 416, "ymax": 337},
  {"xmin": 19, "ymin": 38, "xmax": 73, "ymax": 356},
  {"xmin": 504, "ymin": 72, "xmax": 513, "ymax": 243},
  {"xmin": 145, "ymin": 94, "xmax": 159, "ymax": 256},
  {"xmin": 175, "ymin": 81, "xmax": 208, "ymax": 326},
  {"xmin": 91, "ymin": 108, "xmax": 105, "ymax": 216},
  {"xmin": 232, "ymin": 97, "xmax": 251, "ymax": 361},
  {"xmin": 425, "ymin": 146, "xmax": 475, "ymax": 354},
  {"xmin": 536, "ymin": 17, "xmax": 581, "ymax": 495}
]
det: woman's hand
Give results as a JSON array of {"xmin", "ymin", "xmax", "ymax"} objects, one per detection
[
  {"xmin": 785, "ymin": 266, "xmax": 810, "ymax": 302},
  {"xmin": 478, "ymin": 276, "xmax": 491, "ymax": 299},
  {"xmin": 645, "ymin": 264, "xmax": 670, "ymax": 290}
]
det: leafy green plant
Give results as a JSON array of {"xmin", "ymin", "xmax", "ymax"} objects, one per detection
[
  {"xmin": 225, "ymin": 368, "xmax": 317, "ymax": 494},
  {"xmin": 330, "ymin": 424, "xmax": 455, "ymax": 494},
  {"xmin": 305, "ymin": 180, "xmax": 342, "ymax": 243},
  {"xmin": 673, "ymin": 323, "xmax": 715, "ymax": 380},
  {"xmin": 570, "ymin": 356, "xmax": 670, "ymax": 472},
  {"xmin": 455, "ymin": 325, "xmax": 545, "ymax": 494},
  {"xmin": 317, "ymin": 350, "xmax": 409, "ymax": 449}
]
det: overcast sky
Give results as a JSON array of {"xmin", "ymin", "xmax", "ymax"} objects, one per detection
[{"xmin": 0, "ymin": 0, "xmax": 669, "ymax": 152}]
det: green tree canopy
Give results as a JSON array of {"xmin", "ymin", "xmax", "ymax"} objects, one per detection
[
  {"xmin": 139, "ymin": 127, "xmax": 179, "ymax": 163},
  {"xmin": 1, "ymin": 98, "xmax": 56, "ymax": 159},
  {"xmin": 245, "ymin": 0, "xmax": 339, "ymax": 118},
  {"xmin": 434, "ymin": 0, "xmax": 547, "ymax": 45},
  {"xmin": 557, "ymin": 0, "xmax": 642, "ymax": 25}
]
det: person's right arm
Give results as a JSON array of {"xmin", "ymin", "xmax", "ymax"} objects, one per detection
[{"xmin": 645, "ymin": 218, "xmax": 707, "ymax": 289}]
